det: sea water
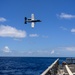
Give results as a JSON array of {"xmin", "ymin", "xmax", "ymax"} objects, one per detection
[{"xmin": 0, "ymin": 57, "xmax": 66, "ymax": 75}]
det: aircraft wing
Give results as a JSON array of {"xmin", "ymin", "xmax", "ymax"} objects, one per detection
[
  {"xmin": 31, "ymin": 14, "xmax": 34, "ymax": 20},
  {"xmin": 31, "ymin": 22, "xmax": 35, "ymax": 28}
]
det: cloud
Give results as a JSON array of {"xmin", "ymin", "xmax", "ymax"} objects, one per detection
[
  {"xmin": 0, "ymin": 17, "xmax": 6, "ymax": 22},
  {"xmin": 51, "ymin": 50, "xmax": 54, "ymax": 54},
  {"xmin": 58, "ymin": 47, "xmax": 75, "ymax": 51},
  {"xmin": 0, "ymin": 25, "xmax": 26, "ymax": 38},
  {"xmin": 13, "ymin": 38, "xmax": 22, "ymax": 41},
  {"xmin": 22, "ymin": 50, "xmax": 52, "ymax": 57},
  {"xmin": 29, "ymin": 34, "xmax": 39, "ymax": 37},
  {"xmin": 71, "ymin": 28, "xmax": 75, "ymax": 32},
  {"xmin": 57, "ymin": 13, "xmax": 75, "ymax": 19},
  {"xmin": 65, "ymin": 47, "xmax": 75, "ymax": 51},
  {"xmin": 3, "ymin": 46, "xmax": 11, "ymax": 53},
  {"xmin": 60, "ymin": 26, "xmax": 68, "ymax": 31}
]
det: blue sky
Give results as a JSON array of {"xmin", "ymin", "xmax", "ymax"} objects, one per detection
[{"xmin": 0, "ymin": 0, "xmax": 75, "ymax": 57}]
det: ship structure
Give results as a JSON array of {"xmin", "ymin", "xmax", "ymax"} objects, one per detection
[{"xmin": 41, "ymin": 58, "xmax": 75, "ymax": 75}]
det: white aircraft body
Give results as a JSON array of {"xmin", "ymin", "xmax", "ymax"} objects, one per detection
[{"xmin": 24, "ymin": 14, "xmax": 41, "ymax": 28}]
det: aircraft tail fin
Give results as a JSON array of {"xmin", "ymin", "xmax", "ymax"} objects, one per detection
[{"xmin": 24, "ymin": 17, "xmax": 27, "ymax": 24}]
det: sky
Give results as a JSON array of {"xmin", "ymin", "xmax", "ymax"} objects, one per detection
[{"xmin": 0, "ymin": 0, "xmax": 75, "ymax": 57}]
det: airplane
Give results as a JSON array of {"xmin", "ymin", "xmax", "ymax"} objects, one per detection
[{"xmin": 24, "ymin": 14, "xmax": 41, "ymax": 28}]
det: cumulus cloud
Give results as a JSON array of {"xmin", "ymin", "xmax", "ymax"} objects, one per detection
[
  {"xmin": 3, "ymin": 46, "xmax": 11, "ymax": 53},
  {"xmin": 0, "ymin": 17, "xmax": 6, "ymax": 22},
  {"xmin": 57, "ymin": 13, "xmax": 75, "ymax": 19},
  {"xmin": 71, "ymin": 29, "xmax": 75, "ymax": 32},
  {"xmin": 0, "ymin": 25, "xmax": 26, "ymax": 38},
  {"xmin": 29, "ymin": 34, "xmax": 39, "ymax": 37},
  {"xmin": 51, "ymin": 50, "xmax": 54, "ymax": 54}
]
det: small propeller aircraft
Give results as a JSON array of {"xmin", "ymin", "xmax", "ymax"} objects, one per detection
[{"xmin": 24, "ymin": 14, "xmax": 41, "ymax": 28}]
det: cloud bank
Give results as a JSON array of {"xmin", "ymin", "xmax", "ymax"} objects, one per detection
[{"xmin": 0, "ymin": 25, "xmax": 26, "ymax": 38}]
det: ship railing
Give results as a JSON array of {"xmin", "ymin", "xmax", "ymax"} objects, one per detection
[
  {"xmin": 41, "ymin": 58, "xmax": 59, "ymax": 75},
  {"xmin": 65, "ymin": 65, "xmax": 73, "ymax": 75}
]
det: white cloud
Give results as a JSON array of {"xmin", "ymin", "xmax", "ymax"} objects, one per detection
[
  {"xmin": 3, "ymin": 46, "xmax": 11, "ymax": 53},
  {"xmin": 58, "ymin": 47, "xmax": 75, "ymax": 51},
  {"xmin": 27, "ymin": 51, "xmax": 33, "ymax": 54},
  {"xmin": 65, "ymin": 47, "xmax": 75, "ymax": 51},
  {"xmin": 29, "ymin": 34, "xmax": 39, "ymax": 37},
  {"xmin": 0, "ymin": 25, "xmax": 26, "ymax": 38},
  {"xmin": 51, "ymin": 50, "xmax": 54, "ymax": 54},
  {"xmin": 57, "ymin": 13, "xmax": 75, "ymax": 19},
  {"xmin": 36, "ymin": 50, "xmax": 49, "ymax": 53},
  {"xmin": 0, "ymin": 17, "xmax": 6, "ymax": 22},
  {"xmin": 60, "ymin": 26, "xmax": 68, "ymax": 31},
  {"xmin": 71, "ymin": 29, "xmax": 75, "ymax": 32},
  {"xmin": 13, "ymin": 38, "xmax": 22, "ymax": 41}
]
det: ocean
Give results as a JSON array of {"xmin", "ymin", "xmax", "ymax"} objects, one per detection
[{"xmin": 0, "ymin": 57, "xmax": 66, "ymax": 75}]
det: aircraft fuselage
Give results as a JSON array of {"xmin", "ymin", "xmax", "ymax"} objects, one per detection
[
  {"xmin": 27, "ymin": 20, "xmax": 41, "ymax": 23},
  {"xmin": 24, "ymin": 14, "xmax": 41, "ymax": 28}
]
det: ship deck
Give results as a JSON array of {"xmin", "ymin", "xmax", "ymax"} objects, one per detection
[
  {"xmin": 57, "ymin": 64, "xmax": 75, "ymax": 75},
  {"xmin": 41, "ymin": 58, "xmax": 75, "ymax": 75}
]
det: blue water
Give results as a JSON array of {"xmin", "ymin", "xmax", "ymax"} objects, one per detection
[{"xmin": 0, "ymin": 57, "xmax": 66, "ymax": 75}]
